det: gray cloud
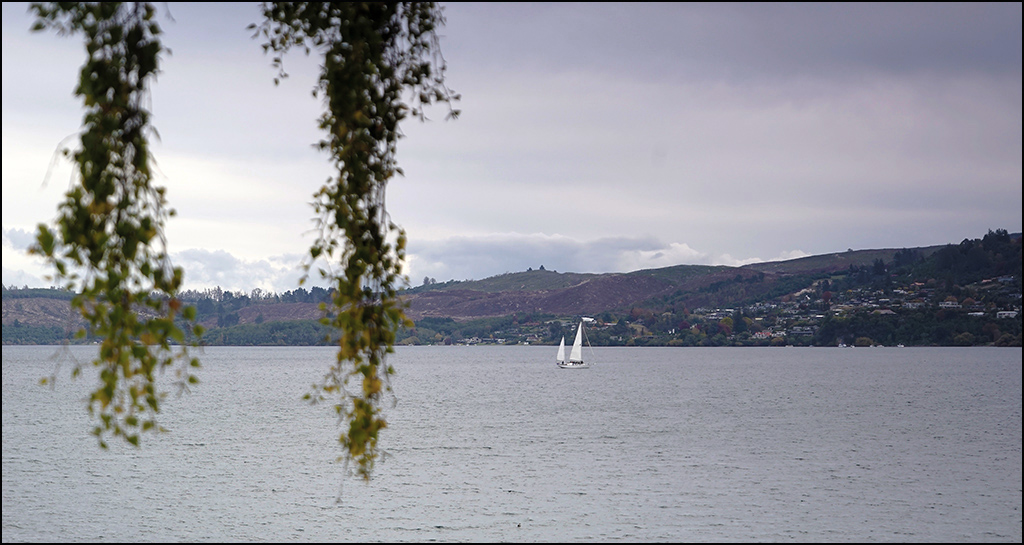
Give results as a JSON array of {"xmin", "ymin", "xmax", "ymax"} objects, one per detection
[{"xmin": 444, "ymin": 3, "xmax": 1021, "ymax": 83}]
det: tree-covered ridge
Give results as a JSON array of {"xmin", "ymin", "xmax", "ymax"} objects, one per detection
[{"xmin": 1, "ymin": 287, "xmax": 76, "ymax": 300}]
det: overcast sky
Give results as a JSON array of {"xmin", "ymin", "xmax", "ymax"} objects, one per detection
[{"xmin": 3, "ymin": 2, "xmax": 1021, "ymax": 294}]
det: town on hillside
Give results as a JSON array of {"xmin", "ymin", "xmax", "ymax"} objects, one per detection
[{"xmin": 431, "ymin": 271, "xmax": 1020, "ymax": 348}]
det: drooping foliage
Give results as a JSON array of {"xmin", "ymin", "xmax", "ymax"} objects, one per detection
[
  {"xmin": 28, "ymin": 1, "xmax": 458, "ymax": 481},
  {"xmin": 251, "ymin": 2, "xmax": 459, "ymax": 480},
  {"xmin": 28, "ymin": 2, "xmax": 202, "ymax": 449}
]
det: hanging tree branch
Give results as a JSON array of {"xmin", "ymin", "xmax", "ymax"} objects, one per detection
[
  {"xmin": 28, "ymin": 2, "xmax": 202, "ymax": 449},
  {"xmin": 252, "ymin": 1, "xmax": 459, "ymax": 480}
]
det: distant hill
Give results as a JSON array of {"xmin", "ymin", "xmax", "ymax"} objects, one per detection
[
  {"xmin": 402, "ymin": 269, "xmax": 676, "ymax": 321},
  {"xmin": 743, "ymin": 246, "xmax": 946, "ymax": 275},
  {"xmin": 4, "ymin": 231, "xmax": 1020, "ymax": 346},
  {"xmin": 397, "ymin": 246, "xmax": 949, "ymax": 321}
]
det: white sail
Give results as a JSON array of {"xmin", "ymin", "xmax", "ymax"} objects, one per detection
[
  {"xmin": 569, "ymin": 323, "xmax": 584, "ymax": 363},
  {"xmin": 557, "ymin": 322, "xmax": 591, "ymax": 369}
]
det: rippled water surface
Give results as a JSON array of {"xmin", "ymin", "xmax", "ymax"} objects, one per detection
[{"xmin": 3, "ymin": 345, "xmax": 1021, "ymax": 542}]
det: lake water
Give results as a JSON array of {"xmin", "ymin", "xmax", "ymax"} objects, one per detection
[{"xmin": 2, "ymin": 345, "xmax": 1021, "ymax": 542}]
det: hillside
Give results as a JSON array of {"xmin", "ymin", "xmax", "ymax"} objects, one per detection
[
  {"xmin": 4, "ymin": 230, "xmax": 1021, "ymax": 347},
  {"xmin": 403, "ymin": 271, "xmax": 677, "ymax": 320},
  {"xmin": 397, "ymin": 246, "xmax": 945, "ymax": 321}
]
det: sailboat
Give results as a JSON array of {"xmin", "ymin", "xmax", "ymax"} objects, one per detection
[{"xmin": 557, "ymin": 322, "xmax": 591, "ymax": 369}]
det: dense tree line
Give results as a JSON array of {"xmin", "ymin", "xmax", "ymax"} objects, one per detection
[
  {"xmin": 1, "ymin": 286, "xmax": 76, "ymax": 300},
  {"xmin": 2, "ymin": 322, "xmax": 75, "ymax": 345},
  {"xmin": 200, "ymin": 320, "xmax": 338, "ymax": 346},
  {"xmin": 812, "ymin": 308, "xmax": 1021, "ymax": 347}
]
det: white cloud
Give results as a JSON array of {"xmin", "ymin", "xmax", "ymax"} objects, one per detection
[
  {"xmin": 3, "ymin": 228, "xmax": 35, "ymax": 250},
  {"xmin": 2, "ymin": 228, "xmax": 49, "ymax": 288},
  {"xmin": 614, "ymin": 242, "xmax": 709, "ymax": 272},
  {"xmin": 174, "ymin": 248, "xmax": 311, "ymax": 294}
]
